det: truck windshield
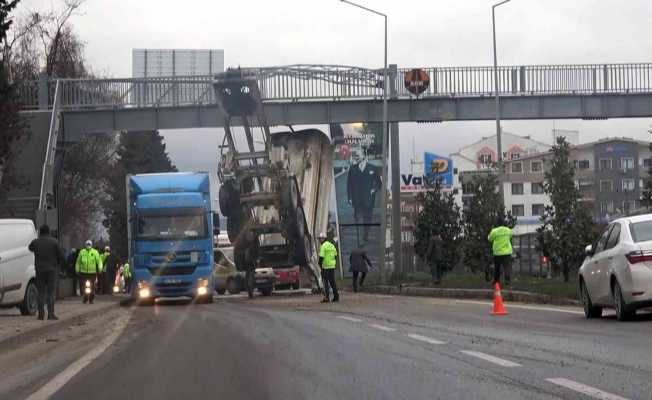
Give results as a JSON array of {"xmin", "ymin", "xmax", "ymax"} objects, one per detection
[{"xmin": 136, "ymin": 214, "xmax": 207, "ymax": 240}]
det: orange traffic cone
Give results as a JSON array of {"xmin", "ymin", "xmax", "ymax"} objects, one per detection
[{"xmin": 492, "ymin": 282, "xmax": 508, "ymax": 315}]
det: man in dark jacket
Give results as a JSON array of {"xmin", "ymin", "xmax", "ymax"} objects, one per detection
[
  {"xmin": 28, "ymin": 225, "xmax": 65, "ymax": 320},
  {"xmin": 349, "ymin": 245, "xmax": 372, "ymax": 292},
  {"xmin": 66, "ymin": 248, "xmax": 79, "ymax": 296}
]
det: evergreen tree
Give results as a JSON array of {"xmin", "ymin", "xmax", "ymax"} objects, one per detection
[
  {"xmin": 0, "ymin": 1, "xmax": 20, "ymax": 43},
  {"xmin": 537, "ymin": 136, "xmax": 595, "ymax": 282},
  {"xmin": 414, "ymin": 180, "xmax": 462, "ymax": 283},
  {"xmin": 461, "ymin": 172, "xmax": 516, "ymax": 280},
  {"xmin": 0, "ymin": 0, "xmax": 23, "ymax": 203},
  {"xmin": 102, "ymin": 131, "xmax": 176, "ymax": 260}
]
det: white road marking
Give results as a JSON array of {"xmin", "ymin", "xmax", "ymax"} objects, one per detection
[
  {"xmin": 455, "ymin": 300, "xmax": 584, "ymax": 315},
  {"xmin": 369, "ymin": 323, "xmax": 396, "ymax": 332},
  {"xmin": 546, "ymin": 378, "xmax": 629, "ymax": 400},
  {"xmin": 26, "ymin": 313, "xmax": 131, "ymax": 400},
  {"xmin": 460, "ymin": 350, "xmax": 521, "ymax": 367},
  {"xmin": 406, "ymin": 333, "xmax": 446, "ymax": 345},
  {"xmin": 337, "ymin": 316, "xmax": 363, "ymax": 323}
]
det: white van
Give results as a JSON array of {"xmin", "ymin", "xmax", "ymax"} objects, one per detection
[{"xmin": 0, "ymin": 219, "xmax": 38, "ymax": 315}]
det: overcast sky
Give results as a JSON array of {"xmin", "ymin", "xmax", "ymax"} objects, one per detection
[{"xmin": 17, "ymin": 0, "xmax": 652, "ymax": 173}]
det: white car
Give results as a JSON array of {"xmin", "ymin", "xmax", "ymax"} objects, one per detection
[
  {"xmin": 0, "ymin": 219, "xmax": 38, "ymax": 315},
  {"xmin": 579, "ymin": 214, "xmax": 652, "ymax": 321}
]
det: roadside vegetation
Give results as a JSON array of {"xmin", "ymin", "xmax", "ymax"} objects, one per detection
[{"xmin": 386, "ymin": 272, "xmax": 579, "ymax": 300}]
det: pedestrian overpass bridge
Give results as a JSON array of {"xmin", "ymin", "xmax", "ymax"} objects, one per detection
[
  {"xmin": 7, "ymin": 62, "xmax": 652, "ymax": 227},
  {"xmin": 17, "ymin": 63, "xmax": 652, "ymax": 140}
]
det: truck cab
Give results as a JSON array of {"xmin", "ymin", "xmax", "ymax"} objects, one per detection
[{"xmin": 127, "ymin": 173, "xmax": 215, "ymax": 304}]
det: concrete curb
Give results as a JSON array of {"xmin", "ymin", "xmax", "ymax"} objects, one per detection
[
  {"xmin": 0, "ymin": 299, "xmax": 122, "ymax": 349},
  {"xmin": 360, "ymin": 285, "xmax": 580, "ymax": 306}
]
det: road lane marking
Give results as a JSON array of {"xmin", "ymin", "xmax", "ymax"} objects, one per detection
[
  {"xmin": 337, "ymin": 316, "xmax": 363, "ymax": 322},
  {"xmin": 460, "ymin": 350, "xmax": 521, "ymax": 367},
  {"xmin": 369, "ymin": 324, "xmax": 396, "ymax": 332},
  {"xmin": 455, "ymin": 300, "xmax": 584, "ymax": 315},
  {"xmin": 26, "ymin": 313, "xmax": 131, "ymax": 400},
  {"xmin": 407, "ymin": 333, "xmax": 446, "ymax": 345},
  {"xmin": 546, "ymin": 378, "xmax": 629, "ymax": 400}
]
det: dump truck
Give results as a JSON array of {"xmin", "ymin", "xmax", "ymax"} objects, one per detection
[{"xmin": 214, "ymin": 68, "xmax": 333, "ymax": 297}]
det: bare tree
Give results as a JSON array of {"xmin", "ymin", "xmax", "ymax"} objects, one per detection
[
  {"xmin": 4, "ymin": 0, "xmax": 86, "ymax": 80},
  {"xmin": 60, "ymin": 133, "xmax": 116, "ymax": 245}
]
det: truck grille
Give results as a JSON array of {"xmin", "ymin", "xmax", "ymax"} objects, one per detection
[{"xmin": 148, "ymin": 266, "xmax": 196, "ymax": 276}]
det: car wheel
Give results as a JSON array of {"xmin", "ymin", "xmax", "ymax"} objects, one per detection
[
  {"xmin": 216, "ymin": 288, "xmax": 226, "ymax": 295},
  {"xmin": 613, "ymin": 281, "xmax": 635, "ymax": 321},
  {"xmin": 226, "ymin": 279, "xmax": 241, "ymax": 295},
  {"xmin": 18, "ymin": 280, "xmax": 38, "ymax": 316},
  {"xmin": 260, "ymin": 287, "xmax": 273, "ymax": 296},
  {"xmin": 291, "ymin": 282, "xmax": 300, "ymax": 290},
  {"xmin": 579, "ymin": 280, "xmax": 602, "ymax": 319}
]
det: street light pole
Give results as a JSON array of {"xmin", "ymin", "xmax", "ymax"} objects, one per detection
[
  {"xmin": 493, "ymin": 0, "xmax": 511, "ymax": 203},
  {"xmin": 340, "ymin": 0, "xmax": 389, "ymax": 282}
]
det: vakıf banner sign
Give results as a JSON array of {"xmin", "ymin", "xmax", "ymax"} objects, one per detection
[{"xmin": 401, "ymin": 152, "xmax": 454, "ymax": 192}]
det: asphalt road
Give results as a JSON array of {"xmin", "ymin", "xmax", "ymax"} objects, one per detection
[{"xmin": 12, "ymin": 292, "xmax": 652, "ymax": 400}]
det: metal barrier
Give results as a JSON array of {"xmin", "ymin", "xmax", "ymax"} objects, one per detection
[{"xmin": 14, "ymin": 63, "xmax": 652, "ymax": 110}]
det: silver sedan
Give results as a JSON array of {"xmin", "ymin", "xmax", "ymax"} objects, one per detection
[{"xmin": 579, "ymin": 214, "xmax": 652, "ymax": 321}]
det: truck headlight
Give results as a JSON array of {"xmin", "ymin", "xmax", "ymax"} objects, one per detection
[
  {"xmin": 139, "ymin": 288, "xmax": 151, "ymax": 298},
  {"xmin": 197, "ymin": 286, "xmax": 208, "ymax": 296}
]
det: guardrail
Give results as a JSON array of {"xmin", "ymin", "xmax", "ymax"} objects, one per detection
[{"xmin": 14, "ymin": 63, "xmax": 652, "ymax": 110}]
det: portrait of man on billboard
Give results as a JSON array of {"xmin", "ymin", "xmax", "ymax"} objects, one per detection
[{"xmin": 347, "ymin": 146, "xmax": 382, "ymax": 242}]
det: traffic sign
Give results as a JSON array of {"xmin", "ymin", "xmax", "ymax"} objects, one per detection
[{"xmin": 404, "ymin": 69, "xmax": 430, "ymax": 96}]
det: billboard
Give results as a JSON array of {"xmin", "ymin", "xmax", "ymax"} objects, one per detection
[
  {"xmin": 331, "ymin": 123, "xmax": 385, "ymax": 276},
  {"xmin": 401, "ymin": 152, "xmax": 453, "ymax": 192},
  {"xmin": 132, "ymin": 49, "xmax": 224, "ymax": 77}
]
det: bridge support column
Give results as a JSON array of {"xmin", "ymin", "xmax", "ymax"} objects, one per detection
[{"xmin": 389, "ymin": 64, "xmax": 402, "ymax": 277}]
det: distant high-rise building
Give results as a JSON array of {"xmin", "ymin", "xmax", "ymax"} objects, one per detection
[{"xmin": 132, "ymin": 49, "xmax": 225, "ymax": 77}]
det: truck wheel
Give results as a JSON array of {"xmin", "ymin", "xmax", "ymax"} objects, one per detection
[
  {"xmin": 216, "ymin": 288, "xmax": 226, "ymax": 295},
  {"xmin": 226, "ymin": 278, "xmax": 241, "ymax": 295},
  {"xmin": 219, "ymin": 180, "xmax": 239, "ymax": 217},
  {"xmin": 280, "ymin": 176, "xmax": 299, "ymax": 212},
  {"xmin": 18, "ymin": 280, "xmax": 38, "ymax": 316},
  {"xmin": 260, "ymin": 287, "xmax": 273, "ymax": 296},
  {"xmin": 227, "ymin": 213, "xmax": 242, "ymax": 243},
  {"xmin": 292, "ymin": 282, "xmax": 300, "ymax": 290}
]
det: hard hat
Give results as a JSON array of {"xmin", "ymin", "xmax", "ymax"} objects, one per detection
[
  {"xmin": 85, "ymin": 240, "xmax": 92, "ymax": 247},
  {"xmin": 105, "ymin": 246, "xmax": 110, "ymax": 252},
  {"xmin": 318, "ymin": 232, "xmax": 327, "ymax": 239}
]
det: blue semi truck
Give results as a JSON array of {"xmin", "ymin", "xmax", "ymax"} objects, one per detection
[{"xmin": 126, "ymin": 172, "xmax": 216, "ymax": 304}]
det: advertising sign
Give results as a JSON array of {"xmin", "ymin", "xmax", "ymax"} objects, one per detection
[
  {"xmin": 400, "ymin": 152, "xmax": 454, "ymax": 192},
  {"xmin": 331, "ymin": 123, "xmax": 385, "ymax": 275}
]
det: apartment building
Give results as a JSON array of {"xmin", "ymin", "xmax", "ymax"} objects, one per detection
[
  {"xmin": 502, "ymin": 137, "xmax": 651, "ymax": 223},
  {"xmin": 451, "ymin": 131, "xmax": 552, "ymax": 210}
]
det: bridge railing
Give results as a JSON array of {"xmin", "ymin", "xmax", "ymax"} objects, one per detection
[{"xmin": 14, "ymin": 63, "xmax": 652, "ymax": 110}]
